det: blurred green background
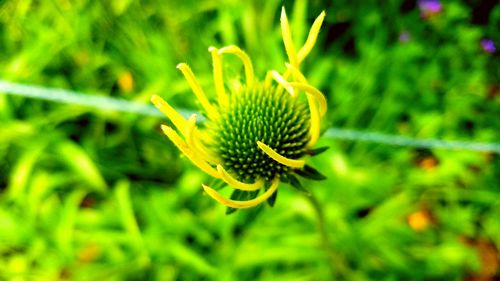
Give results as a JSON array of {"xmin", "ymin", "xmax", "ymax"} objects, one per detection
[{"xmin": 0, "ymin": 0, "xmax": 499, "ymax": 280}]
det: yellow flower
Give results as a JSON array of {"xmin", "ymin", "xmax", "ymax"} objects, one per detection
[{"xmin": 151, "ymin": 7, "xmax": 327, "ymax": 210}]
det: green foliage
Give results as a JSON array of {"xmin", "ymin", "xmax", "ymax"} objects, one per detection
[{"xmin": 0, "ymin": 0, "xmax": 499, "ymax": 280}]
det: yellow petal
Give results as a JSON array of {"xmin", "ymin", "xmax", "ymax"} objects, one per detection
[
  {"xmin": 264, "ymin": 70, "xmax": 274, "ymax": 88},
  {"xmin": 284, "ymin": 62, "xmax": 306, "ymax": 82},
  {"xmin": 280, "ymin": 7, "xmax": 298, "ymax": 67},
  {"xmin": 289, "ymin": 82, "xmax": 327, "ymax": 117},
  {"xmin": 284, "ymin": 63, "xmax": 327, "ymax": 117},
  {"xmin": 161, "ymin": 125, "xmax": 219, "ymax": 178},
  {"xmin": 151, "ymin": 95, "xmax": 188, "ymax": 133},
  {"xmin": 306, "ymin": 94, "xmax": 321, "ymax": 147},
  {"xmin": 257, "ymin": 141, "xmax": 305, "ymax": 168},
  {"xmin": 217, "ymin": 165, "xmax": 264, "ymax": 191},
  {"xmin": 297, "ymin": 11, "xmax": 326, "ymax": 63},
  {"xmin": 208, "ymin": 46, "xmax": 228, "ymax": 107},
  {"xmin": 176, "ymin": 63, "xmax": 218, "ymax": 120},
  {"xmin": 218, "ymin": 45, "xmax": 254, "ymax": 87},
  {"xmin": 271, "ymin": 70, "xmax": 295, "ymax": 96},
  {"xmin": 185, "ymin": 114, "xmax": 221, "ymax": 165},
  {"xmin": 202, "ymin": 178, "xmax": 279, "ymax": 209}
]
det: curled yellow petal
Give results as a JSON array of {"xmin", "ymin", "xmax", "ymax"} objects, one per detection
[
  {"xmin": 218, "ymin": 45, "xmax": 254, "ymax": 87},
  {"xmin": 151, "ymin": 95, "xmax": 188, "ymax": 133},
  {"xmin": 289, "ymin": 82, "xmax": 327, "ymax": 117},
  {"xmin": 202, "ymin": 178, "xmax": 279, "ymax": 209},
  {"xmin": 284, "ymin": 62, "xmax": 306, "ymax": 82},
  {"xmin": 283, "ymin": 64, "xmax": 326, "ymax": 140},
  {"xmin": 217, "ymin": 165, "xmax": 264, "ymax": 191},
  {"xmin": 285, "ymin": 64, "xmax": 322, "ymax": 146},
  {"xmin": 264, "ymin": 71, "xmax": 274, "ymax": 88},
  {"xmin": 280, "ymin": 7, "xmax": 298, "ymax": 67},
  {"xmin": 257, "ymin": 141, "xmax": 305, "ymax": 168},
  {"xmin": 306, "ymin": 94, "xmax": 321, "ymax": 147},
  {"xmin": 185, "ymin": 114, "xmax": 221, "ymax": 165},
  {"xmin": 297, "ymin": 11, "xmax": 326, "ymax": 63},
  {"xmin": 176, "ymin": 63, "xmax": 218, "ymax": 119},
  {"xmin": 161, "ymin": 125, "xmax": 219, "ymax": 178},
  {"xmin": 271, "ymin": 70, "xmax": 295, "ymax": 96},
  {"xmin": 208, "ymin": 46, "xmax": 228, "ymax": 107}
]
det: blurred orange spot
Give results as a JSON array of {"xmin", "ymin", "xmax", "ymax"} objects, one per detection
[
  {"xmin": 487, "ymin": 84, "xmax": 499, "ymax": 99},
  {"xmin": 407, "ymin": 210, "xmax": 432, "ymax": 231},
  {"xmin": 78, "ymin": 244, "xmax": 101, "ymax": 263},
  {"xmin": 59, "ymin": 268, "xmax": 71, "ymax": 280},
  {"xmin": 118, "ymin": 71, "xmax": 134, "ymax": 92},
  {"xmin": 419, "ymin": 156, "xmax": 438, "ymax": 170},
  {"xmin": 79, "ymin": 194, "xmax": 96, "ymax": 208},
  {"xmin": 484, "ymin": 152, "xmax": 495, "ymax": 163},
  {"xmin": 464, "ymin": 239, "xmax": 499, "ymax": 281}
]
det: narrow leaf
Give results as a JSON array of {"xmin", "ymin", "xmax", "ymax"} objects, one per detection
[
  {"xmin": 266, "ymin": 189, "xmax": 278, "ymax": 207},
  {"xmin": 295, "ymin": 165, "xmax": 327, "ymax": 181},
  {"xmin": 57, "ymin": 141, "xmax": 107, "ymax": 193},
  {"xmin": 287, "ymin": 174, "xmax": 310, "ymax": 195},
  {"xmin": 308, "ymin": 146, "xmax": 329, "ymax": 156},
  {"xmin": 226, "ymin": 190, "xmax": 243, "ymax": 215}
]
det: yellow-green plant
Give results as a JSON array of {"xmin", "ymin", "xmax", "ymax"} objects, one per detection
[{"xmin": 152, "ymin": 7, "xmax": 327, "ymax": 211}]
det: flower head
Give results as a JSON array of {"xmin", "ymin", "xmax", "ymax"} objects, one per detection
[{"xmin": 151, "ymin": 8, "xmax": 327, "ymax": 211}]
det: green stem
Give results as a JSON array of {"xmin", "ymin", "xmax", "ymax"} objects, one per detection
[{"xmin": 305, "ymin": 191, "xmax": 348, "ymax": 278}]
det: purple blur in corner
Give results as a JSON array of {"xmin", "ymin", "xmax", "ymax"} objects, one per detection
[{"xmin": 481, "ymin": 39, "xmax": 496, "ymax": 53}]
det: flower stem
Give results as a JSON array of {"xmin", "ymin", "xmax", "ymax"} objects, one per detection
[{"xmin": 305, "ymin": 191, "xmax": 348, "ymax": 278}]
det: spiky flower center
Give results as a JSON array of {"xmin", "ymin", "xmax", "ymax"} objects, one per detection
[{"xmin": 211, "ymin": 84, "xmax": 310, "ymax": 182}]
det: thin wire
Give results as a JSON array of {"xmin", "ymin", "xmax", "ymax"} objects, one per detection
[
  {"xmin": 0, "ymin": 80, "xmax": 193, "ymax": 118},
  {"xmin": 325, "ymin": 129, "xmax": 500, "ymax": 153},
  {"xmin": 1, "ymin": 80, "xmax": 499, "ymax": 153}
]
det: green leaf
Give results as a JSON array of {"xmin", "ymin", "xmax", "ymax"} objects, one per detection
[
  {"xmin": 57, "ymin": 141, "xmax": 108, "ymax": 193},
  {"xmin": 55, "ymin": 189, "xmax": 87, "ymax": 255},
  {"xmin": 8, "ymin": 141, "xmax": 48, "ymax": 201},
  {"xmin": 285, "ymin": 174, "xmax": 310, "ymax": 195},
  {"xmin": 294, "ymin": 165, "xmax": 327, "ymax": 181},
  {"xmin": 168, "ymin": 241, "xmax": 216, "ymax": 276},
  {"xmin": 267, "ymin": 189, "xmax": 278, "ymax": 207},
  {"xmin": 307, "ymin": 146, "xmax": 329, "ymax": 156},
  {"xmin": 115, "ymin": 180, "xmax": 143, "ymax": 251},
  {"xmin": 227, "ymin": 189, "xmax": 245, "ymax": 209},
  {"xmin": 208, "ymin": 178, "xmax": 226, "ymax": 191}
]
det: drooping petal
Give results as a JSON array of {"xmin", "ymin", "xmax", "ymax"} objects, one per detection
[
  {"xmin": 305, "ymin": 94, "xmax": 321, "ymax": 147},
  {"xmin": 161, "ymin": 125, "xmax": 219, "ymax": 178},
  {"xmin": 257, "ymin": 141, "xmax": 305, "ymax": 168},
  {"xmin": 202, "ymin": 178, "xmax": 279, "ymax": 209},
  {"xmin": 208, "ymin": 46, "xmax": 229, "ymax": 107},
  {"xmin": 176, "ymin": 63, "xmax": 218, "ymax": 119},
  {"xmin": 151, "ymin": 95, "xmax": 188, "ymax": 133},
  {"xmin": 284, "ymin": 63, "xmax": 327, "ymax": 117},
  {"xmin": 270, "ymin": 70, "xmax": 295, "ymax": 96},
  {"xmin": 185, "ymin": 114, "xmax": 221, "ymax": 165},
  {"xmin": 290, "ymin": 82, "xmax": 327, "ymax": 117},
  {"xmin": 218, "ymin": 45, "xmax": 255, "ymax": 87},
  {"xmin": 217, "ymin": 165, "xmax": 264, "ymax": 191}
]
